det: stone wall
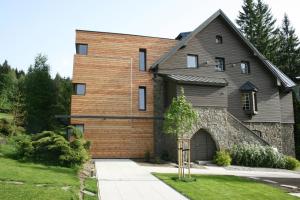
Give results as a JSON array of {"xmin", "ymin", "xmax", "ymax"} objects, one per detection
[
  {"xmin": 153, "ymin": 78, "xmax": 295, "ymax": 159},
  {"xmin": 245, "ymin": 122, "xmax": 295, "ymax": 156}
]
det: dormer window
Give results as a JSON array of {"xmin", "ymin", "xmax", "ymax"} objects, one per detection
[
  {"xmin": 187, "ymin": 54, "xmax": 198, "ymax": 68},
  {"xmin": 216, "ymin": 35, "xmax": 223, "ymax": 44},
  {"xmin": 240, "ymin": 81, "xmax": 258, "ymax": 115}
]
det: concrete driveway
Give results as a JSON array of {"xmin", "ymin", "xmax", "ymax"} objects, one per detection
[{"xmin": 95, "ymin": 159, "xmax": 188, "ymax": 200}]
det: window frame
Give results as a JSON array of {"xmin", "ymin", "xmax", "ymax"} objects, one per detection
[
  {"xmin": 139, "ymin": 48, "xmax": 147, "ymax": 71},
  {"xmin": 73, "ymin": 83, "xmax": 86, "ymax": 96},
  {"xmin": 241, "ymin": 61, "xmax": 250, "ymax": 74},
  {"xmin": 216, "ymin": 35, "xmax": 223, "ymax": 44},
  {"xmin": 138, "ymin": 86, "xmax": 146, "ymax": 111},
  {"xmin": 215, "ymin": 57, "xmax": 225, "ymax": 72},
  {"xmin": 76, "ymin": 43, "xmax": 88, "ymax": 55},
  {"xmin": 241, "ymin": 91, "xmax": 258, "ymax": 114},
  {"xmin": 187, "ymin": 54, "xmax": 198, "ymax": 68}
]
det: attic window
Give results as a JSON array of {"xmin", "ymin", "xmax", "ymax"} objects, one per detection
[
  {"xmin": 187, "ymin": 54, "xmax": 198, "ymax": 68},
  {"xmin": 216, "ymin": 35, "xmax": 223, "ymax": 44}
]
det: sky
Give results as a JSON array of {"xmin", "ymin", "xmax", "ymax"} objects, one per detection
[{"xmin": 1, "ymin": 0, "xmax": 300, "ymax": 78}]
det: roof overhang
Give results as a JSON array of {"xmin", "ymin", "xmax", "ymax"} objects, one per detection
[{"xmin": 163, "ymin": 74, "xmax": 228, "ymax": 87}]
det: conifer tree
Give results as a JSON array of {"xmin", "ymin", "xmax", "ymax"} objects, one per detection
[{"xmin": 276, "ymin": 14, "xmax": 300, "ymax": 77}]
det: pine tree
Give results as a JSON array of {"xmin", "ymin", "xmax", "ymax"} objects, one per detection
[
  {"xmin": 24, "ymin": 54, "xmax": 56, "ymax": 133},
  {"xmin": 236, "ymin": 0, "xmax": 257, "ymax": 44},
  {"xmin": 236, "ymin": 0, "xmax": 279, "ymax": 61},
  {"xmin": 276, "ymin": 14, "xmax": 300, "ymax": 77}
]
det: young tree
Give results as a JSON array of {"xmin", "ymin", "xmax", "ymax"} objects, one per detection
[
  {"xmin": 163, "ymin": 88, "xmax": 198, "ymax": 178},
  {"xmin": 237, "ymin": 0, "xmax": 279, "ymax": 62},
  {"xmin": 276, "ymin": 14, "xmax": 300, "ymax": 77},
  {"xmin": 24, "ymin": 54, "xmax": 56, "ymax": 133}
]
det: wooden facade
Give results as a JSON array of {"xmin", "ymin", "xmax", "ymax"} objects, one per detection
[{"xmin": 71, "ymin": 30, "xmax": 176, "ymax": 158}]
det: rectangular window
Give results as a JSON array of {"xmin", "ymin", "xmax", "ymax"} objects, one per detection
[
  {"xmin": 187, "ymin": 54, "xmax": 198, "ymax": 68},
  {"xmin": 242, "ymin": 93, "xmax": 251, "ymax": 111},
  {"xmin": 139, "ymin": 49, "xmax": 146, "ymax": 71},
  {"xmin": 215, "ymin": 57, "xmax": 225, "ymax": 71},
  {"xmin": 241, "ymin": 61, "xmax": 250, "ymax": 74},
  {"xmin": 76, "ymin": 44, "xmax": 88, "ymax": 55},
  {"xmin": 73, "ymin": 83, "xmax": 86, "ymax": 95},
  {"xmin": 216, "ymin": 35, "xmax": 223, "ymax": 44},
  {"xmin": 139, "ymin": 86, "xmax": 146, "ymax": 111}
]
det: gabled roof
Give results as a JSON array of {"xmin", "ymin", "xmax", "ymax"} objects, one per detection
[
  {"xmin": 151, "ymin": 9, "xmax": 296, "ymax": 90},
  {"xmin": 240, "ymin": 81, "xmax": 258, "ymax": 92},
  {"xmin": 175, "ymin": 32, "xmax": 191, "ymax": 40},
  {"xmin": 166, "ymin": 74, "xmax": 227, "ymax": 86}
]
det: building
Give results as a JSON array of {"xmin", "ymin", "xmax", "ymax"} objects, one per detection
[{"xmin": 70, "ymin": 10, "xmax": 296, "ymax": 160}]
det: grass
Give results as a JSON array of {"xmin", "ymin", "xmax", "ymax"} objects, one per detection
[
  {"xmin": 0, "ymin": 137, "xmax": 80, "ymax": 200},
  {"xmin": 0, "ymin": 112, "xmax": 13, "ymax": 121},
  {"xmin": 84, "ymin": 177, "xmax": 98, "ymax": 200},
  {"xmin": 154, "ymin": 173, "xmax": 299, "ymax": 200}
]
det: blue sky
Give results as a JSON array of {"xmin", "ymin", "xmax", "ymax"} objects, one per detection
[{"xmin": 1, "ymin": 0, "xmax": 300, "ymax": 78}]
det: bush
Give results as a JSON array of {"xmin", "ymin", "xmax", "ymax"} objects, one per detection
[
  {"xmin": 0, "ymin": 118, "xmax": 11, "ymax": 136},
  {"xmin": 214, "ymin": 150, "xmax": 231, "ymax": 166},
  {"xmin": 0, "ymin": 118, "xmax": 25, "ymax": 136},
  {"xmin": 284, "ymin": 156, "xmax": 300, "ymax": 170},
  {"xmin": 230, "ymin": 144, "xmax": 286, "ymax": 169},
  {"xmin": 15, "ymin": 127, "xmax": 90, "ymax": 167}
]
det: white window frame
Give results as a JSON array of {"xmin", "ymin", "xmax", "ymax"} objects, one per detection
[{"xmin": 187, "ymin": 54, "xmax": 198, "ymax": 68}]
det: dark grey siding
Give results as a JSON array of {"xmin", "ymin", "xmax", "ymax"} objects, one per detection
[
  {"xmin": 158, "ymin": 16, "xmax": 290, "ymax": 123},
  {"xmin": 280, "ymin": 92, "xmax": 294, "ymax": 123},
  {"xmin": 164, "ymin": 80, "xmax": 177, "ymax": 108},
  {"xmin": 177, "ymin": 84, "xmax": 227, "ymax": 107}
]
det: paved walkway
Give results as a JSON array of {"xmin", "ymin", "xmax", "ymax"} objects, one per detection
[
  {"xmin": 95, "ymin": 159, "xmax": 188, "ymax": 200},
  {"xmin": 141, "ymin": 164, "xmax": 300, "ymax": 179}
]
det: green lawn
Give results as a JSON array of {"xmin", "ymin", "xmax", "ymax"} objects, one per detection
[
  {"xmin": 0, "ymin": 141, "xmax": 80, "ymax": 200},
  {"xmin": 0, "ymin": 112, "xmax": 13, "ymax": 121},
  {"xmin": 84, "ymin": 177, "xmax": 98, "ymax": 200},
  {"xmin": 154, "ymin": 173, "xmax": 299, "ymax": 200}
]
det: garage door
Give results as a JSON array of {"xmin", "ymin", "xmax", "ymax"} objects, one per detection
[{"xmin": 191, "ymin": 130, "xmax": 217, "ymax": 161}]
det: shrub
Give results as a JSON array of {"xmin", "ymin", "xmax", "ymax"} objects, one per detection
[
  {"xmin": 0, "ymin": 118, "xmax": 25, "ymax": 136},
  {"xmin": 214, "ymin": 150, "xmax": 231, "ymax": 166},
  {"xmin": 0, "ymin": 118, "xmax": 11, "ymax": 136},
  {"xmin": 284, "ymin": 156, "xmax": 300, "ymax": 170},
  {"xmin": 230, "ymin": 144, "xmax": 286, "ymax": 169},
  {"xmin": 15, "ymin": 128, "xmax": 90, "ymax": 167}
]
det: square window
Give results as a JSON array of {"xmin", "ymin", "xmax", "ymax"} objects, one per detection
[
  {"xmin": 241, "ymin": 61, "xmax": 250, "ymax": 74},
  {"xmin": 215, "ymin": 57, "xmax": 225, "ymax": 71},
  {"xmin": 73, "ymin": 83, "xmax": 86, "ymax": 95},
  {"xmin": 76, "ymin": 44, "xmax": 88, "ymax": 55},
  {"xmin": 187, "ymin": 55, "xmax": 198, "ymax": 68},
  {"xmin": 139, "ymin": 49, "xmax": 147, "ymax": 71},
  {"xmin": 139, "ymin": 86, "xmax": 146, "ymax": 111},
  {"xmin": 216, "ymin": 35, "xmax": 223, "ymax": 44}
]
